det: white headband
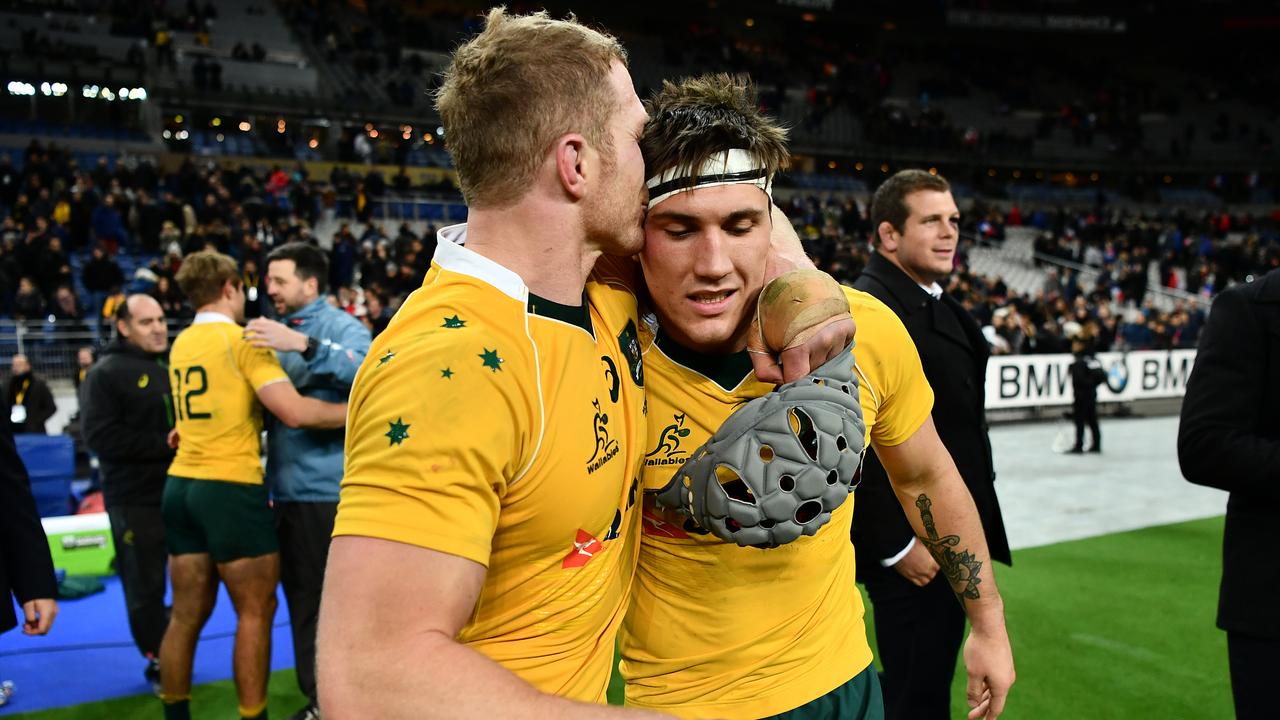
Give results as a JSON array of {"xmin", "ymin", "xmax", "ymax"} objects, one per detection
[{"xmin": 645, "ymin": 148, "xmax": 772, "ymax": 210}]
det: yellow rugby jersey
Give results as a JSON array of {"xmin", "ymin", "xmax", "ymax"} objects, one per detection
[
  {"xmin": 620, "ymin": 286, "xmax": 934, "ymax": 719},
  {"xmin": 334, "ymin": 225, "xmax": 647, "ymax": 702},
  {"xmin": 167, "ymin": 313, "xmax": 289, "ymax": 485}
]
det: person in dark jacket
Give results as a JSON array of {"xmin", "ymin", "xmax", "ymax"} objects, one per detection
[
  {"xmin": 1179, "ymin": 269, "xmax": 1280, "ymax": 720},
  {"xmin": 80, "ymin": 294, "xmax": 174, "ymax": 692},
  {"xmin": 852, "ymin": 169, "xmax": 1012, "ymax": 720},
  {"xmin": 6, "ymin": 354, "xmax": 56, "ymax": 435},
  {"xmin": 0, "ymin": 420, "xmax": 59, "ymax": 705},
  {"xmin": 1067, "ymin": 335, "xmax": 1106, "ymax": 453}
]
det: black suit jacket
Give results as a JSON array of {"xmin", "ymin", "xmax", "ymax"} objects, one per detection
[
  {"xmin": 851, "ymin": 252, "xmax": 1011, "ymax": 580},
  {"xmin": 1178, "ymin": 268, "xmax": 1280, "ymax": 639},
  {"xmin": 0, "ymin": 421, "xmax": 58, "ymax": 635}
]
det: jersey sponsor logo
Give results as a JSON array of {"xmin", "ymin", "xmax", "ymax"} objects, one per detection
[
  {"xmin": 137, "ymin": 374, "xmax": 149, "ymax": 388},
  {"xmin": 645, "ymin": 413, "xmax": 692, "ymax": 467},
  {"xmin": 561, "ymin": 528, "xmax": 604, "ymax": 569},
  {"xmin": 617, "ymin": 320, "xmax": 644, "ymax": 387},
  {"xmin": 586, "ymin": 398, "xmax": 620, "ymax": 474},
  {"xmin": 641, "ymin": 509, "xmax": 690, "ymax": 539}
]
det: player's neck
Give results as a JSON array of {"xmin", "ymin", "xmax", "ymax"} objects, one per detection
[
  {"xmin": 464, "ymin": 203, "xmax": 598, "ymax": 306},
  {"xmin": 196, "ymin": 300, "xmax": 239, "ymax": 323}
]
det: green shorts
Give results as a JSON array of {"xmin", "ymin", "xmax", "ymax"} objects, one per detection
[
  {"xmin": 162, "ymin": 475, "xmax": 278, "ymax": 563},
  {"xmin": 765, "ymin": 664, "xmax": 884, "ymax": 720}
]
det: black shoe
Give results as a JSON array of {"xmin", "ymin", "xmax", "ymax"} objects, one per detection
[
  {"xmin": 1066, "ymin": 447, "xmax": 1084, "ymax": 454},
  {"xmin": 1087, "ymin": 446, "xmax": 1101, "ymax": 453},
  {"xmin": 288, "ymin": 701, "xmax": 321, "ymax": 720},
  {"xmin": 144, "ymin": 658, "xmax": 161, "ymax": 696}
]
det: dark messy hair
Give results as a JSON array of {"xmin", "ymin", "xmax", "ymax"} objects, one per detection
[{"xmin": 640, "ymin": 73, "xmax": 789, "ymax": 191}]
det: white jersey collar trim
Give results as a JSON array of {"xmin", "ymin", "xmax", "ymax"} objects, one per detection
[
  {"xmin": 433, "ymin": 223, "xmax": 529, "ymax": 303},
  {"xmin": 193, "ymin": 311, "xmax": 237, "ymax": 325}
]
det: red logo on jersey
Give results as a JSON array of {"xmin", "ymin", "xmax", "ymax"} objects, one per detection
[
  {"xmin": 642, "ymin": 510, "xmax": 690, "ymax": 539},
  {"xmin": 561, "ymin": 529, "xmax": 604, "ymax": 569}
]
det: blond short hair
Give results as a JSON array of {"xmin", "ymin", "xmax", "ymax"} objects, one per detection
[
  {"xmin": 435, "ymin": 7, "xmax": 627, "ymax": 208},
  {"xmin": 175, "ymin": 250, "xmax": 240, "ymax": 308}
]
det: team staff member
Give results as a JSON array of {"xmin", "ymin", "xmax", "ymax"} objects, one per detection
[
  {"xmin": 852, "ymin": 169, "xmax": 1012, "ymax": 720},
  {"xmin": 159, "ymin": 251, "xmax": 347, "ymax": 720},
  {"xmin": 621, "ymin": 75, "xmax": 1014, "ymax": 720},
  {"xmin": 80, "ymin": 294, "xmax": 174, "ymax": 692},
  {"xmin": 243, "ymin": 242, "xmax": 370, "ymax": 720}
]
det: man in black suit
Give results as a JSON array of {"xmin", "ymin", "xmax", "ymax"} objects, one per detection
[
  {"xmin": 1178, "ymin": 269, "xmax": 1280, "ymax": 720},
  {"xmin": 852, "ymin": 169, "xmax": 1012, "ymax": 720},
  {"xmin": 1, "ymin": 419, "xmax": 59, "ymax": 705}
]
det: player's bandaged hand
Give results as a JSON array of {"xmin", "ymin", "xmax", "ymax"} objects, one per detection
[
  {"xmin": 748, "ymin": 269, "xmax": 856, "ymax": 383},
  {"xmin": 651, "ymin": 341, "xmax": 867, "ymax": 548}
]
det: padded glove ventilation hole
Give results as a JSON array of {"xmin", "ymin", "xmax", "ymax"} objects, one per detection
[
  {"xmin": 788, "ymin": 407, "xmax": 820, "ymax": 461},
  {"xmin": 716, "ymin": 465, "xmax": 757, "ymax": 505}
]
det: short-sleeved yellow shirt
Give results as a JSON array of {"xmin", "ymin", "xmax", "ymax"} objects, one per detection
[
  {"xmin": 167, "ymin": 313, "xmax": 288, "ymax": 485},
  {"xmin": 620, "ymin": 286, "xmax": 934, "ymax": 718},
  {"xmin": 334, "ymin": 227, "xmax": 647, "ymax": 702}
]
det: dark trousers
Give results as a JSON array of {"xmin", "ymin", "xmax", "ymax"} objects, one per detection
[
  {"xmin": 1228, "ymin": 631, "xmax": 1280, "ymax": 720},
  {"xmin": 106, "ymin": 504, "xmax": 169, "ymax": 658},
  {"xmin": 275, "ymin": 501, "xmax": 338, "ymax": 703},
  {"xmin": 1073, "ymin": 400, "xmax": 1100, "ymax": 450},
  {"xmin": 863, "ymin": 568, "xmax": 966, "ymax": 720}
]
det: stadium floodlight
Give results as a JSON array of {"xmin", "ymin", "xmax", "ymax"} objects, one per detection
[
  {"xmin": 101, "ymin": 88, "xmax": 116, "ymax": 101},
  {"xmin": 51, "ymin": 82, "xmax": 67, "ymax": 96},
  {"xmin": 82, "ymin": 84, "xmax": 99, "ymax": 98},
  {"xmin": 8, "ymin": 81, "xmax": 36, "ymax": 96},
  {"xmin": 239, "ymin": 121, "xmax": 251, "ymax": 131},
  {"xmin": 163, "ymin": 130, "xmax": 172, "ymax": 139},
  {"xmin": 40, "ymin": 82, "xmax": 51, "ymax": 96},
  {"xmin": 129, "ymin": 88, "xmax": 147, "ymax": 100}
]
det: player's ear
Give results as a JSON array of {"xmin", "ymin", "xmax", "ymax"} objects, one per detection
[{"xmin": 554, "ymin": 133, "xmax": 588, "ymax": 201}]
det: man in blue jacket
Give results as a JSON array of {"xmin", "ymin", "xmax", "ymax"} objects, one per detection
[{"xmin": 244, "ymin": 242, "xmax": 370, "ymax": 720}]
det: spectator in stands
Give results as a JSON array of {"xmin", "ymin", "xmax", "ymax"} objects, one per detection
[
  {"xmin": 73, "ymin": 347, "xmax": 94, "ymax": 392},
  {"xmin": 80, "ymin": 295, "xmax": 174, "ymax": 695},
  {"xmin": 92, "ymin": 195, "xmax": 128, "ymax": 251},
  {"xmin": 151, "ymin": 276, "xmax": 187, "ymax": 319},
  {"xmin": 0, "ymin": 420, "xmax": 59, "ymax": 708},
  {"xmin": 244, "ymin": 242, "xmax": 370, "ymax": 720},
  {"xmin": 6, "ymin": 354, "xmax": 55, "ymax": 435},
  {"xmin": 361, "ymin": 290, "xmax": 390, "ymax": 338},
  {"xmin": 51, "ymin": 285, "xmax": 87, "ymax": 336},
  {"xmin": 13, "ymin": 277, "xmax": 43, "ymax": 321},
  {"xmin": 82, "ymin": 245, "xmax": 125, "ymax": 325}
]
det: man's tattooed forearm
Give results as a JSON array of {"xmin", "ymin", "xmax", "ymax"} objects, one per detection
[{"xmin": 915, "ymin": 493, "xmax": 983, "ymax": 600}]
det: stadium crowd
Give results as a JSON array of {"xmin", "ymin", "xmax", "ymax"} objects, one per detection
[{"xmin": 3, "ymin": 139, "xmax": 1277, "ymax": 363}]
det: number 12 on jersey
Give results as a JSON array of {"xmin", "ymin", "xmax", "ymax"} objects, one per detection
[{"xmin": 173, "ymin": 365, "xmax": 212, "ymax": 420}]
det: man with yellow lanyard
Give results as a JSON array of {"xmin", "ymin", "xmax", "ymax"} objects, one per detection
[
  {"xmin": 158, "ymin": 250, "xmax": 347, "ymax": 720},
  {"xmin": 619, "ymin": 75, "xmax": 1015, "ymax": 720},
  {"xmin": 6, "ymin": 354, "xmax": 55, "ymax": 435}
]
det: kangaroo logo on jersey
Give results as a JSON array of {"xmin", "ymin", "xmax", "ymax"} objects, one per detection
[
  {"xmin": 561, "ymin": 528, "xmax": 604, "ymax": 569},
  {"xmin": 645, "ymin": 413, "xmax": 693, "ymax": 467},
  {"xmin": 586, "ymin": 398, "xmax": 620, "ymax": 474},
  {"xmin": 617, "ymin": 320, "xmax": 644, "ymax": 387}
]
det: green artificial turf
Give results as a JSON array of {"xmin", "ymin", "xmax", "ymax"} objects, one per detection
[{"xmin": 8, "ymin": 517, "xmax": 1230, "ymax": 719}]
